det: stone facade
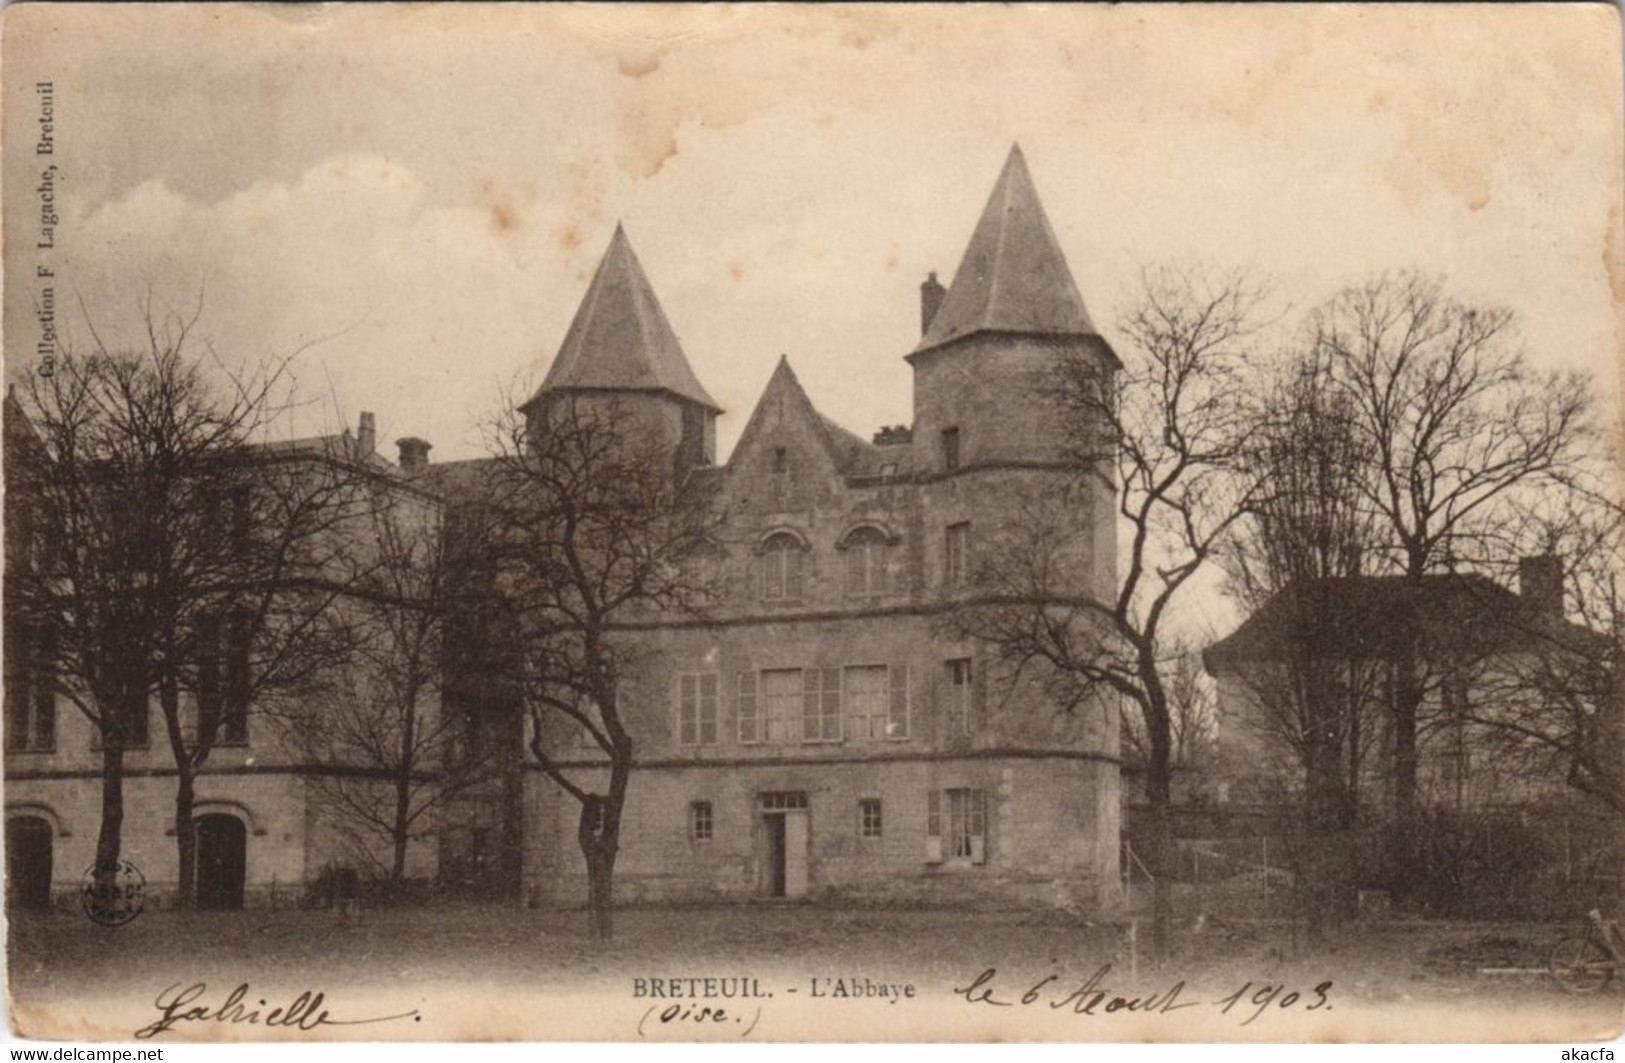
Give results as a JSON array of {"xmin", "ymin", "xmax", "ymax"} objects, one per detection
[
  {"xmin": 513, "ymin": 145, "xmax": 1125, "ymax": 909},
  {"xmin": 4, "ymin": 145, "xmax": 1126, "ymax": 912}
]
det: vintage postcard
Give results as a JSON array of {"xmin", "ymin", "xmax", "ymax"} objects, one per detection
[{"xmin": 2, "ymin": 1, "xmax": 1622, "ymax": 1045}]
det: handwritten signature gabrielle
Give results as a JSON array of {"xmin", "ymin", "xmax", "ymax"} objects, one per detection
[
  {"xmin": 134, "ymin": 982, "xmax": 421, "ymax": 1040},
  {"xmin": 953, "ymin": 966, "xmax": 1333, "ymax": 1027}
]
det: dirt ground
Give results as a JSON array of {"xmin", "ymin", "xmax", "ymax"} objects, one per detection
[{"xmin": 7, "ymin": 903, "xmax": 1623, "ymax": 1042}]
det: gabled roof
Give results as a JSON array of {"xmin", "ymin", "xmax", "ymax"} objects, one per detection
[
  {"xmin": 914, "ymin": 144, "xmax": 1100, "ymax": 356},
  {"xmin": 729, "ymin": 355, "xmax": 885, "ymax": 479},
  {"xmin": 525, "ymin": 224, "xmax": 720, "ymax": 412},
  {"xmin": 1204, "ymin": 573, "xmax": 1606, "ymax": 674}
]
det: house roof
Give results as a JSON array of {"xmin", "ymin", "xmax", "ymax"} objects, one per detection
[
  {"xmin": 1203, "ymin": 573, "xmax": 1605, "ymax": 674},
  {"xmin": 914, "ymin": 144, "xmax": 1101, "ymax": 356},
  {"xmin": 524, "ymin": 224, "xmax": 720, "ymax": 412}
]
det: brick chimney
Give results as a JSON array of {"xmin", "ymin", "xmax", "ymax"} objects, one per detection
[
  {"xmin": 356, "ymin": 411, "xmax": 376, "ymax": 457},
  {"xmin": 1518, "ymin": 554, "xmax": 1564, "ymax": 621},
  {"xmin": 396, "ymin": 436, "xmax": 432, "ymax": 473},
  {"xmin": 920, "ymin": 271, "xmax": 947, "ymax": 336}
]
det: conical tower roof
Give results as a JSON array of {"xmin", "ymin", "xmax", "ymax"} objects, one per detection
[
  {"xmin": 915, "ymin": 144, "xmax": 1099, "ymax": 354},
  {"xmin": 528, "ymin": 225, "xmax": 720, "ymax": 411}
]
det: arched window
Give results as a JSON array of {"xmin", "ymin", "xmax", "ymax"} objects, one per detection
[
  {"xmin": 761, "ymin": 532, "xmax": 806, "ymax": 601},
  {"xmin": 842, "ymin": 526, "xmax": 890, "ymax": 598}
]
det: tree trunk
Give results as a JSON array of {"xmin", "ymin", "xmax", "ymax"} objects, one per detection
[
  {"xmin": 578, "ymin": 795, "xmax": 617, "ymax": 941},
  {"xmin": 161, "ymin": 670, "xmax": 198, "ymax": 910},
  {"xmin": 175, "ymin": 768, "xmax": 197, "ymax": 909},
  {"xmin": 578, "ymin": 754, "xmax": 631, "ymax": 942},
  {"xmin": 392, "ymin": 772, "xmax": 411, "ymax": 882},
  {"xmin": 94, "ymin": 741, "xmax": 125, "ymax": 893},
  {"xmin": 1140, "ymin": 675, "xmax": 1175, "ymax": 963},
  {"xmin": 1388, "ymin": 654, "xmax": 1424, "ymax": 899}
]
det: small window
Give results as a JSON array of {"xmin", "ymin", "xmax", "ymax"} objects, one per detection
[
  {"xmin": 762, "ymin": 533, "xmax": 806, "ymax": 601},
  {"xmin": 945, "ymin": 522, "xmax": 971, "ymax": 588},
  {"xmin": 946, "ymin": 658, "xmax": 973, "ymax": 735},
  {"xmin": 769, "ymin": 447, "xmax": 790, "ymax": 506},
  {"xmin": 690, "ymin": 801, "xmax": 713, "ymax": 843},
  {"xmin": 859, "ymin": 799, "xmax": 883, "ymax": 839},
  {"xmin": 941, "ymin": 427, "xmax": 961, "ymax": 472}
]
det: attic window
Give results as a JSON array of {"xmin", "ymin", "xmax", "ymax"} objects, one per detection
[{"xmin": 770, "ymin": 447, "xmax": 790, "ymax": 506}]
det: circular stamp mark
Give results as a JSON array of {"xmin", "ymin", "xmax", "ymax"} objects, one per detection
[{"xmin": 81, "ymin": 859, "xmax": 146, "ymax": 927}]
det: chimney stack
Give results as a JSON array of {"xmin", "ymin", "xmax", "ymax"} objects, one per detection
[
  {"xmin": 920, "ymin": 271, "xmax": 947, "ymax": 336},
  {"xmin": 356, "ymin": 411, "xmax": 376, "ymax": 457},
  {"xmin": 396, "ymin": 436, "xmax": 432, "ymax": 473},
  {"xmin": 1518, "ymin": 554, "xmax": 1564, "ymax": 621}
]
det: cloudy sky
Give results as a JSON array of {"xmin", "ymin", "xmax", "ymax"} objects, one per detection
[{"xmin": 5, "ymin": 3, "xmax": 1621, "ymax": 475}]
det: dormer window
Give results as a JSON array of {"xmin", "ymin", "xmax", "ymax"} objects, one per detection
[
  {"xmin": 762, "ymin": 532, "xmax": 806, "ymax": 601},
  {"xmin": 941, "ymin": 427, "xmax": 961, "ymax": 472}
]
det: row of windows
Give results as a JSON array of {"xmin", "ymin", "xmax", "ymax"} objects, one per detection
[
  {"xmin": 754, "ymin": 521, "xmax": 973, "ymax": 603},
  {"xmin": 4, "ymin": 614, "xmax": 252, "ymax": 753},
  {"xmin": 683, "ymin": 788, "xmax": 988, "ymax": 863},
  {"xmin": 675, "ymin": 659, "xmax": 976, "ymax": 747}
]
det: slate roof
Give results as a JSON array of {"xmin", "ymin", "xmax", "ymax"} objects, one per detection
[
  {"xmin": 1203, "ymin": 573, "xmax": 1603, "ymax": 674},
  {"xmin": 525, "ymin": 224, "xmax": 720, "ymax": 412},
  {"xmin": 914, "ymin": 144, "xmax": 1101, "ymax": 355}
]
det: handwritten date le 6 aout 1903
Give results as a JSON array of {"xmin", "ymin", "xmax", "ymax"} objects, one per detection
[{"xmin": 953, "ymin": 966, "xmax": 1332, "ymax": 1027}]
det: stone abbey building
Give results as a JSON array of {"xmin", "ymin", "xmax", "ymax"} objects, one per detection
[
  {"xmin": 5, "ymin": 146, "xmax": 1123, "ymax": 909},
  {"xmin": 489, "ymin": 144, "xmax": 1123, "ymax": 907}
]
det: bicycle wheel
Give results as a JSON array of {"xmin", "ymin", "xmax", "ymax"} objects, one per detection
[{"xmin": 1550, "ymin": 934, "xmax": 1616, "ymax": 994}]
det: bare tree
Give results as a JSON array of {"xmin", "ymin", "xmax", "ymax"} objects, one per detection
[
  {"xmin": 10, "ymin": 348, "xmax": 161, "ymax": 891},
  {"xmin": 1219, "ymin": 349, "xmax": 1389, "ymax": 930},
  {"xmin": 9, "ymin": 302, "xmax": 362, "ymax": 906},
  {"xmin": 961, "ymin": 267, "xmax": 1265, "ymax": 959},
  {"xmin": 1466, "ymin": 491, "xmax": 1624, "ymax": 814},
  {"xmin": 290, "ymin": 484, "xmax": 501, "ymax": 883},
  {"xmin": 478, "ymin": 394, "xmax": 716, "ymax": 940},
  {"xmin": 1310, "ymin": 272, "xmax": 1594, "ymax": 839}
]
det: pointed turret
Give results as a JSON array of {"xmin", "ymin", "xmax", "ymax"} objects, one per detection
[
  {"xmin": 523, "ymin": 225, "xmax": 720, "ymax": 472},
  {"xmin": 914, "ymin": 144, "xmax": 1098, "ymax": 355},
  {"xmin": 527, "ymin": 224, "xmax": 720, "ymax": 411}
]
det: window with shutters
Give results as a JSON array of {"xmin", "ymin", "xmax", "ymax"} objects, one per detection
[
  {"xmin": 677, "ymin": 673, "xmax": 719, "ymax": 746},
  {"xmin": 946, "ymin": 658, "xmax": 973, "ymax": 735},
  {"xmin": 842, "ymin": 526, "xmax": 889, "ymax": 598},
  {"xmin": 926, "ymin": 788, "xmax": 987, "ymax": 865},
  {"xmin": 689, "ymin": 801, "xmax": 713, "ymax": 843},
  {"xmin": 762, "ymin": 533, "xmax": 806, "ymax": 601},
  {"xmin": 859, "ymin": 799, "xmax": 883, "ymax": 839},
  {"xmin": 801, "ymin": 668, "xmax": 842, "ymax": 743},
  {"xmin": 945, "ymin": 522, "xmax": 971, "ymax": 588}
]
